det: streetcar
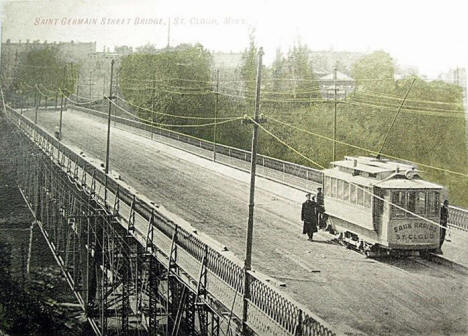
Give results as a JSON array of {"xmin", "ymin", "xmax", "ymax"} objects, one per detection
[{"xmin": 323, "ymin": 156, "xmax": 445, "ymax": 256}]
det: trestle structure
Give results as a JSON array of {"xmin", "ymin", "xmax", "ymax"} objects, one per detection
[{"xmin": 2, "ymin": 104, "xmax": 336, "ymax": 336}]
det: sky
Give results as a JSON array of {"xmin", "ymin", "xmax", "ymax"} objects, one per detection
[{"xmin": 0, "ymin": 0, "xmax": 467, "ymax": 78}]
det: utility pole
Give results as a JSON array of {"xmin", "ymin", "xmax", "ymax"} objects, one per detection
[
  {"xmin": 58, "ymin": 66, "xmax": 66, "ymax": 139},
  {"xmin": 34, "ymin": 87, "xmax": 40, "ymax": 124},
  {"xmin": 213, "ymin": 69, "xmax": 219, "ymax": 161},
  {"xmin": 59, "ymin": 93, "xmax": 64, "ymax": 139},
  {"xmin": 151, "ymin": 72, "xmax": 156, "ymax": 139},
  {"xmin": 167, "ymin": 17, "xmax": 171, "ymax": 48},
  {"xmin": 76, "ymin": 72, "xmax": 80, "ymax": 100},
  {"xmin": 105, "ymin": 59, "xmax": 115, "ymax": 175},
  {"xmin": 332, "ymin": 63, "xmax": 337, "ymax": 162},
  {"xmin": 103, "ymin": 72, "xmax": 107, "ymax": 109},
  {"xmin": 89, "ymin": 69, "xmax": 93, "ymax": 100},
  {"xmin": 242, "ymin": 47, "xmax": 263, "ymax": 336}
]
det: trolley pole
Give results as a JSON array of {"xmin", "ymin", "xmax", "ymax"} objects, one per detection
[
  {"xmin": 332, "ymin": 64, "xmax": 337, "ymax": 162},
  {"xmin": 105, "ymin": 59, "xmax": 115, "ymax": 175},
  {"xmin": 213, "ymin": 69, "xmax": 219, "ymax": 161},
  {"xmin": 242, "ymin": 47, "xmax": 264, "ymax": 336}
]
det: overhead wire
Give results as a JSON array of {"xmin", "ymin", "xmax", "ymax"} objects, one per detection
[
  {"xmin": 350, "ymin": 96, "xmax": 464, "ymax": 114},
  {"xmin": 249, "ymin": 117, "xmax": 325, "ymax": 169},
  {"xmin": 107, "ymin": 97, "xmax": 243, "ymax": 128},
  {"xmin": 115, "ymin": 95, "xmax": 239, "ymax": 120},
  {"xmin": 345, "ymin": 100, "xmax": 466, "ymax": 119},
  {"xmin": 268, "ymin": 116, "xmax": 468, "ymax": 178},
  {"xmin": 355, "ymin": 90, "xmax": 463, "ymax": 107}
]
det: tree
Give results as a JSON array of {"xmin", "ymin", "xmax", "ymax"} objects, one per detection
[
  {"xmin": 286, "ymin": 43, "xmax": 321, "ymax": 101},
  {"xmin": 119, "ymin": 43, "xmax": 214, "ymax": 139},
  {"xmin": 11, "ymin": 48, "xmax": 78, "ymax": 104},
  {"xmin": 239, "ymin": 29, "xmax": 259, "ymax": 105},
  {"xmin": 351, "ymin": 50, "xmax": 395, "ymax": 92}
]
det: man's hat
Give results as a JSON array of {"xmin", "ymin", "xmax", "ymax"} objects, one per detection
[
  {"xmin": 317, "ymin": 187, "xmax": 322, "ymax": 190},
  {"xmin": 306, "ymin": 192, "xmax": 311, "ymax": 197}
]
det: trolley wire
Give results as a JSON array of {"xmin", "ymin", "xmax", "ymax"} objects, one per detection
[{"xmin": 268, "ymin": 116, "xmax": 468, "ymax": 178}]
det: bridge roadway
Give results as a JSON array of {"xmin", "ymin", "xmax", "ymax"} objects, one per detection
[{"xmin": 26, "ymin": 109, "xmax": 468, "ymax": 336}]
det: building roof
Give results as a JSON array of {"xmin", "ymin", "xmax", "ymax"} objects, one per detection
[{"xmin": 320, "ymin": 71, "xmax": 354, "ymax": 81}]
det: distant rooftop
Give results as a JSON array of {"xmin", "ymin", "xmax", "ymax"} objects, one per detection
[{"xmin": 320, "ymin": 71, "xmax": 354, "ymax": 81}]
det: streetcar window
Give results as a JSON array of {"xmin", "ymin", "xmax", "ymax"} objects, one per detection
[
  {"xmin": 337, "ymin": 179, "xmax": 344, "ymax": 199},
  {"xmin": 427, "ymin": 191, "xmax": 440, "ymax": 216},
  {"xmin": 392, "ymin": 191, "xmax": 406, "ymax": 218},
  {"xmin": 343, "ymin": 182, "xmax": 350, "ymax": 201},
  {"xmin": 415, "ymin": 191, "xmax": 426, "ymax": 215},
  {"xmin": 364, "ymin": 188, "xmax": 371, "ymax": 208},
  {"xmin": 324, "ymin": 177, "xmax": 331, "ymax": 196},
  {"xmin": 407, "ymin": 191, "xmax": 416, "ymax": 215},
  {"xmin": 350, "ymin": 184, "xmax": 357, "ymax": 203},
  {"xmin": 331, "ymin": 178, "xmax": 337, "ymax": 198},
  {"xmin": 357, "ymin": 187, "xmax": 364, "ymax": 206}
]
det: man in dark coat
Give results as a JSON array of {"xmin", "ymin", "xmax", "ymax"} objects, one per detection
[
  {"xmin": 439, "ymin": 200, "xmax": 449, "ymax": 249},
  {"xmin": 302, "ymin": 193, "xmax": 318, "ymax": 241},
  {"xmin": 316, "ymin": 187, "xmax": 325, "ymax": 229}
]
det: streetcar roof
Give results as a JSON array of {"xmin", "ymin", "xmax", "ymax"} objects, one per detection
[
  {"xmin": 374, "ymin": 178, "xmax": 443, "ymax": 189},
  {"xmin": 331, "ymin": 156, "xmax": 416, "ymax": 174},
  {"xmin": 324, "ymin": 168, "xmax": 375, "ymax": 187}
]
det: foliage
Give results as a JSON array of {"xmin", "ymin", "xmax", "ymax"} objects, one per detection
[
  {"xmin": 119, "ymin": 43, "xmax": 215, "ymax": 140},
  {"xmin": 10, "ymin": 48, "xmax": 78, "ymax": 103},
  {"xmin": 351, "ymin": 50, "xmax": 395, "ymax": 93},
  {"xmin": 0, "ymin": 241, "xmax": 76, "ymax": 336},
  {"xmin": 239, "ymin": 29, "xmax": 259, "ymax": 104}
]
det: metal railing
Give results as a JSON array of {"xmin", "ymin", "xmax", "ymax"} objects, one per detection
[
  {"xmin": 5, "ymin": 105, "xmax": 336, "ymax": 336},
  {"xmin": 69, "ymin": 105, "xmax": 468, "ymax": 232}
]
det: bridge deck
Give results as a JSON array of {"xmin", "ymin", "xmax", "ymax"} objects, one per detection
[{"xmin": 25, "ymin": 109, "xmax": 468, "ymax": 336}]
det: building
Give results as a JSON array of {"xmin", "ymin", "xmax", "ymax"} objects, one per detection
[
  {"xmin": 318, "ymin": 71, "xmax": 355, "ymax": 100},
  {"xmin": 438, "ymin": 67, "xmax": 467, "ymax": 107}
]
